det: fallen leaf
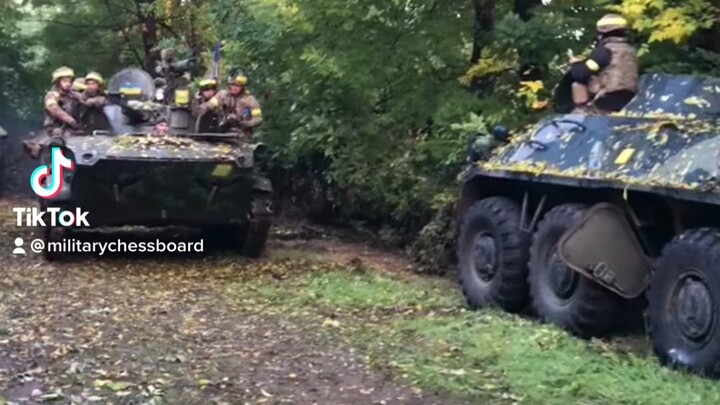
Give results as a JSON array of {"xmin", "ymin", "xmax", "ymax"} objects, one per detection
[{"xmin": 322, "ymin": 319, "xmax": 340, "ymax": 328}]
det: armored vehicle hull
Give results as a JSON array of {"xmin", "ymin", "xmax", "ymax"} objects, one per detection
[
  {"xmin": 35, "ymin": 67, "xmax": 273, "ymax": 259},
  {"xmin": 457, "ymin": 73, "xmax": 720, "ymax": 377}
]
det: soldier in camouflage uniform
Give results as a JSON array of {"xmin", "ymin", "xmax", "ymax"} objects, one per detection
[
  {"xmin": 198, "ymin": 72, "xmax": 263, "ymax": 138},
  {"xmin": 568, "ymin": 14, "xmax": 639, "ymax": 115},
  {"xmin": 80, "ymin": 71, "xmax": 108, "ymax": 109},
  {"xmin": 23, "ymin": 66, "xmax": 82, "ymax": 158},
  {"xmin": 192, "ymin": 78, "xmax": 218, "ymax": 117}
]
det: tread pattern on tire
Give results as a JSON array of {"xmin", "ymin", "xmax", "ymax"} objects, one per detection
[
  {"xmin": 458, "ymin": 196, "xmax": 530, "ymax": 312},
  {"xmin": 528, "ymin": 203, "xmax": 622, "ymax": 338},
  {"xmin": 648, "ymin": 227, "xmax": 720, "ymax": 377}
]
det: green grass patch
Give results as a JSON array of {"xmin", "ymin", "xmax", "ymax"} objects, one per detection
[{"xmin": 226, "ymin": 268, "xmax": 720, "ymax": 405}]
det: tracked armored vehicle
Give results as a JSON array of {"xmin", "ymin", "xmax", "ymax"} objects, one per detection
[
  {"xmin": 457, "ymin": 73, "xmax": 720, "ymax": 377},
  {"xmin": 39, "ymin": 67, "xmax": 272, "ymax": 259}
]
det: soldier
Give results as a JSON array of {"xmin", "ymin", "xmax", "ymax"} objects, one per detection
[
  {"xmin": 72, "ymin": 78, "xmax": 86, "ymax": 92},
  {"xmin": 151, "ymin": 116, "xmax": 170, "ymax": 137},
  {"xmin": 192, "ymin": 78, "xmax": 218, "ymax": 117},
  {"xmin": 198, "ymin": 71, "xmax": 263, "ymax": 137},
  {"xmin": 81, "ymin": 71, "xmax": 108, "ymax": 109},
  {"xmin": 23, "ymin": 66, "xmax": 82, "ymax": 158},
  {"xmin": 568, "ymin": 14, "xmax": 639, "ymax": 114}
]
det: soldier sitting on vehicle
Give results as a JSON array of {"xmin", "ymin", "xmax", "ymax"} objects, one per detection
[
  {"xmin": 72, "ymin": 78, "xmax": 86, "ymax": 92},
  {"xmin": 81, "ymin": 72, "xmax": 108, "ymax": 109},
  {"xmin": 567, "ymin": 14, "xmax": 639, "ymax": 115},
  {"xmin": 197, "ymin": 71, "xmax": 263, "ymax": 137},
  {"xmin": 192, "ymin": 78, "xmax": 218, "ymax": 117},
  {"xmin": 23, "ymin": 66, "xmax": 83, "ymax": 159}
]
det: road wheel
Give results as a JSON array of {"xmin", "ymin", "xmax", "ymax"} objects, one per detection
[
  {"xmin": 648, "ymin": 228, "xmax": 720, "ymax": 377},
  {"xmin": 529, "ymin": 203, "xmax": 622, "ymax": 338},
  {"xmin": 239, "ymin": 193, "xmax": 272, "ymax": 258},
  {"xmin": 457, "ymin": 196, "xmax": 530, "ymax": 312}
]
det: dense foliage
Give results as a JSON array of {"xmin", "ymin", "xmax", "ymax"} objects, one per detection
[{"xmin": 3, "ymin": 0, "xmax": 720, "ymax": 251}]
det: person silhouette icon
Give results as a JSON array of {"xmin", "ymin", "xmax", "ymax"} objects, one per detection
[{"xmin": 13, "ymin": 238, "xmax": 26, "ymax": 255}]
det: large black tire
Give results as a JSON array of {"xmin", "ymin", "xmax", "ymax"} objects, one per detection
[
  {"xmin": 528, "ymin": 204, "xmax": 622, "ymax": 338},
  {"xmin": 239, "ymin": 193, "xmax": 272, "ymax": 258},
  {"xmin": 648, "ymin": 228, "xmax": 720, "ymax": 377},
  {"xmin": 457, "ymin": 197, "xmax": 530, "ymax": 312}
]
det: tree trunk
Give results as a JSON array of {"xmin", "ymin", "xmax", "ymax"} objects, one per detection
[
  {"xmin": 470, "ymin": 0, "xmax": 495, "ymax": 64},
  {"xmin": 133, "ymin": 0, "xmax": 159, "ymax": 71},
  {"xmin": 514, "ymin": 0, "xmax": 542, "ymax": 21}
]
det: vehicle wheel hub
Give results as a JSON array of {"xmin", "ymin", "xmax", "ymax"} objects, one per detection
[
  {"xmin": 674, "ymin": 274, "xmax": 714, "ymax": 342},
  {"xmin": 472, "ymin": 232, "xmax": 497, "ymax": 283},
  {"xmin": 548, "ymin": 248, "xmax": 578, "ymax": 300}
]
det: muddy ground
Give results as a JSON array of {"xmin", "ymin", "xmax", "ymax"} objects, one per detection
[{"xmin": 0, "ymin": 197, "xmax": 460, "ymax": 405}]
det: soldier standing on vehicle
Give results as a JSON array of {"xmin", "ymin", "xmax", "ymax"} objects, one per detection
[
  {"xmin": 198, "ymin": 71, "xmax": 263, "ymax": 137},
  {"xmin": 567, "ymin": 14, "xmax": 639, "ymax": 114},
  {"xmin": 192, "ymin": 78, "xmax": 218, "ymax": 117},
  {"xmin": 23, "ymin": 66, "xmax": 82, "ymax": 159}
]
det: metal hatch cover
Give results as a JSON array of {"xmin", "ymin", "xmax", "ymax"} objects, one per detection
[{"xmin": 557, "ymin": 203, "xmax": 652, "ymax": 298}]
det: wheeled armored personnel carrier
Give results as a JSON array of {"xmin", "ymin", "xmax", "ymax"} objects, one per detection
[
  {"xmin": 457, "ymin": 73, "xmax": 720, "ymax": 377},
  {"xmin": 38, "ymin": 67, "xmax": 272, "ymax": 259}
]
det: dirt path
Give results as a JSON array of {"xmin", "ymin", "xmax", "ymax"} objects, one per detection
[{"xmin": 0, "ymin": 198, "xmax": 458, "ymax": 405}]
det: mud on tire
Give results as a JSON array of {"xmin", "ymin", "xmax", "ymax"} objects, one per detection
[
  {"xmin": 648, "ymin": 228, "xmax": 720, "ymax": 377},
  {"xmin": 528, "ymin": 203, "xmax": 622, "ymax": 338},
  {"xmin": 457, "ymin": 196, "xmax": 530, "ymax": 312}
]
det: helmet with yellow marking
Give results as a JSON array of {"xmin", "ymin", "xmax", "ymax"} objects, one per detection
[
  {"xmin": 199, "ymin": 78, "xmax": 218, "ymax": 90},
  {"xmin": 51, "ymin": 66, "xmax": 75, "ymax": 83},
  {"xmin": 596, "ymin": 14, "xmax": 628, "ymax": 34},
  {"xmin": 228, "ymin": 71, "xmax": 249, "ymax": 87},
  {"xmin": 85, "ymin": 71, "xmax": 104, "ymax": 86}
]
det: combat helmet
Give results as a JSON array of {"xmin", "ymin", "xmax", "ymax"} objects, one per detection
[
  {"xmin": 72, "ymin": 78, "xmax": 86, "ymax": 92},
  {"xmin": 199, "ymin": 78, "xmax": 218, "ymax": 90},
  {"xmin": 51, "ymin": 66, "xmax": 75, "ymax": 83},
  {"xmin": 85, "ymin": 71, "xmax": 104, "ymax": 86},
  {"xmin": 228, "ymin": 71, "xmax": 249, "ymax": 86},
  {"xmin": 596, "ymin": 14, "xmax": 628, "ymax": 34}
]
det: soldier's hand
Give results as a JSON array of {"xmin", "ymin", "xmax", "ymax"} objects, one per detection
[
  {"xmin": 226, "ymin": 113, "xmax": 239, "ymax": 123},
  {"xmin": 67, "ymin": 119, "xmax": 80, "ymax": 130}
]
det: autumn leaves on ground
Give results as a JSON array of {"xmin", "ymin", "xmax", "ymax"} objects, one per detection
[{"xmin": 1, "ymin": 199, "xmax": 720, "ymax": 405}]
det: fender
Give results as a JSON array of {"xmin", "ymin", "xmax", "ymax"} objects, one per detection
[{"xmin": 558, "ymin": 202, "xmax": 652, "ymax": 298}]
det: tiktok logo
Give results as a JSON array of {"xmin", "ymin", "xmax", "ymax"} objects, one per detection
[{"xmin": 29, "ymin": 147, "xmax": 74, "ymax": 199}]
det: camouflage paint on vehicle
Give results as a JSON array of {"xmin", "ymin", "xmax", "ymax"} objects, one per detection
[
  {"xmin": 42, "ymin": 67, "xmax": 272, "ymax": 231},
  {"xmin": 464, "ymin": 74, "xmax": 720, "ymax": 203}
]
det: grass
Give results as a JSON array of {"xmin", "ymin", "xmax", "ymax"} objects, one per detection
[{"xmin": 225, "ymin": 265, "xmax": 720, "ymax": 405}]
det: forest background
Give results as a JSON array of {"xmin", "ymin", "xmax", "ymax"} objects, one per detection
[{"xmin": 1, "ymin": 0, "xmax": 718, "ymax": 273}]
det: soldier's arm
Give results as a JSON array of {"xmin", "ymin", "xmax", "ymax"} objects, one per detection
[
  {"xmin": 44, "ymin": 91, "xmax": 77, "ymax": 125},
  {"xmin": 86, "ymin": 95, "xmax": 108, "ymax": 108},
  {"xmin": 241, "ymin": 96, "xmax": 263, "ymax": 128},
  {"xmin": 569, "ymin": 46, "xmax": 612, "ymax": 84},
  {"xmin": 198, "ymin": 93, "xmax": 223, "ymax": 115}
]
